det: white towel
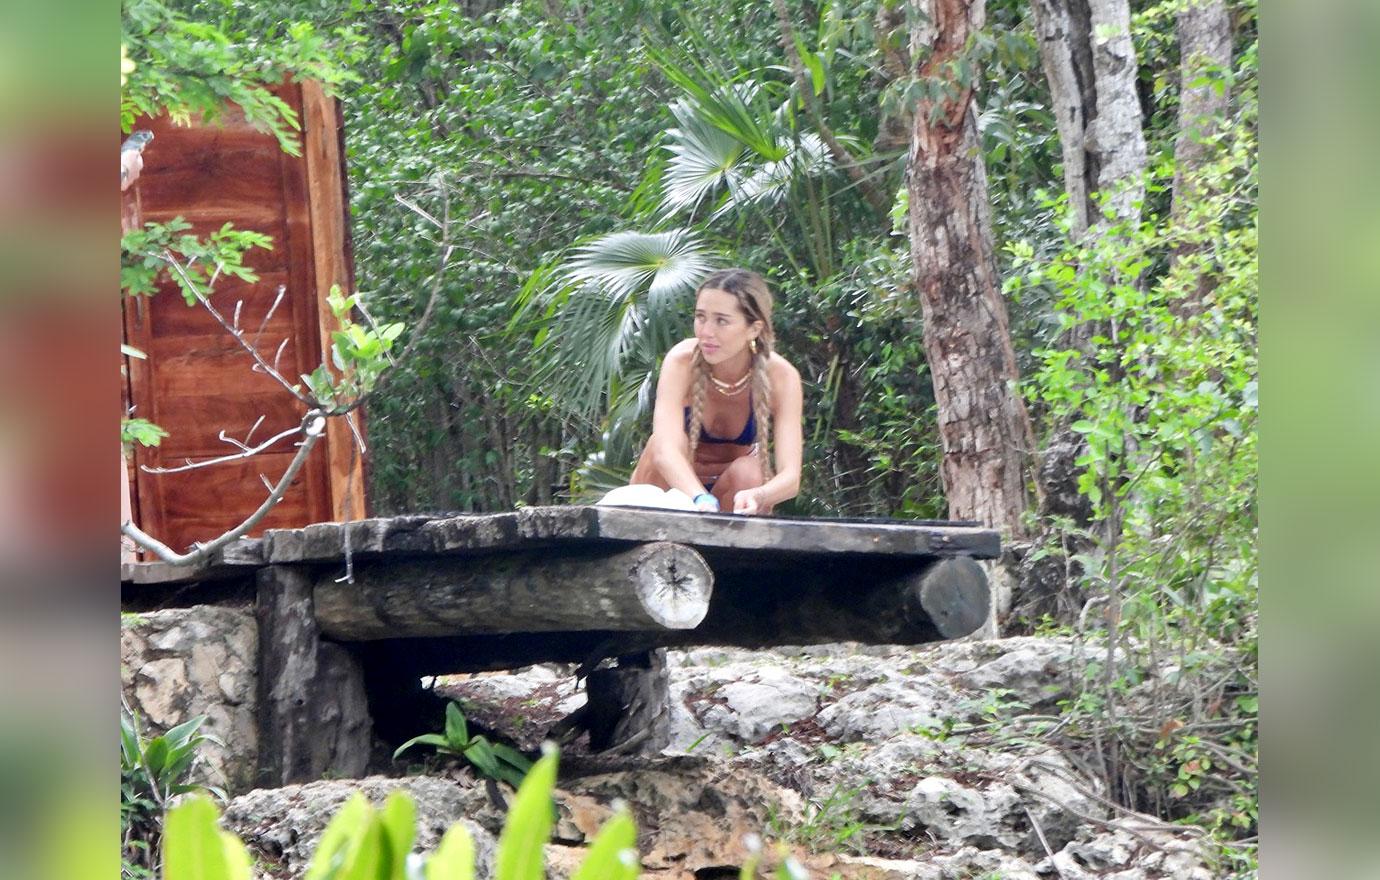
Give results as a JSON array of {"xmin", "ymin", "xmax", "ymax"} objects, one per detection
[{"xmin": 595, "ymin": 484, "xmax": 700, "ymax": 511}]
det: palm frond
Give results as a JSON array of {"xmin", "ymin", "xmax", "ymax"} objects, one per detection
[
  {"xmin": 540, "ymin": 229, "xmax": 716, "ymax": 418},
  {"xmin": 660, "ymin": 99, "xmax": 748, "ymax": 218}
]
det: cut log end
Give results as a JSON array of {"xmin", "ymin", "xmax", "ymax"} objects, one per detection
[
  {"xmin": 630, "ymin": 541, "xmax": 713, "ymax": 630},
  {"xmin": 914, "ymin": 556, "xmax": 990, "ymax": 639}
]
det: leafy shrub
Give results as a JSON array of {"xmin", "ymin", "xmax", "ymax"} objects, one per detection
[
  {"xmin": 393, "ymin": 702, "xmax": 533, "ymax": 789},
  {"xmin": 121, "ymin": 710, "xmax": 224, "ymax": 879}
]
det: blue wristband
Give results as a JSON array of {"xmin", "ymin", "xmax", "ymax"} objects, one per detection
[{"xmin": 693, "ymin": 493, "xmax": 720, "ymax": 511}]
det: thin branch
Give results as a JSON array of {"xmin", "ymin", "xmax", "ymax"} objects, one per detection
[
  {"xmin": 160, "ymin": 250, "xmax": 313, "ymax": 405},
  {"xmin": 123, "ymin": 411, "xmax": 327, "ymax": 566},
  {"xmin": 141, "ymin": 423, "xmax": 302, "ymax": 474}
]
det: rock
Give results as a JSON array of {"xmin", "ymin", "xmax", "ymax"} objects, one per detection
[
  {"xmin": 816, "ymin": 680, "xmax": 953, "ymax": 741},
  {"xmin": 121, "ymin": 606, "xmax": 258, "ymax": 793},
  {"xmin": 561, "ymin": 756, "xmax": 804, "ymax": 874}
]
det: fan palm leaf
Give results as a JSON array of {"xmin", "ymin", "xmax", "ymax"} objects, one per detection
[
  {"xmin": 660, "ymin": 99, "xmax": 748, "ymax": 218},
  {"xmin": 543, "ymin": 229, "xmax": 716, "ymax": 417}
]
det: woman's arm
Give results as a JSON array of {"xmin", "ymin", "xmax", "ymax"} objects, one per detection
[
  {"xmin": 734, "ymin": 359, "xmax": 804, "ymax": 514},
  {"xmin": 647, "ymin": 341, "xmax": 715, "ymax": 504}
]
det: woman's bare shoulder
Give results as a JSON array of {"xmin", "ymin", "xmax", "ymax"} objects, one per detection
[
  {"xmin": 767, "ymin": 351, "xmax": 802, "ymax": 385},
  {"xmin": 665, "ymin": 338, "xmax": 699, "ymax": 364}
]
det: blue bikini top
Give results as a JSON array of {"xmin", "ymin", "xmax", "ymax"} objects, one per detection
[{"xmin": 684, "ymin": 395, "xmax": 757, "ymax": 445}]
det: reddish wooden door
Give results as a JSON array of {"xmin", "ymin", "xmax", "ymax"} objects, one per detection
[{"xmin": 123, "ymin": 82, "xmax": 365, "ymax": 555}]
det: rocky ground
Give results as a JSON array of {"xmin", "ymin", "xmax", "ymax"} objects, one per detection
[{"xmin": 220, "ymin": 636, "xmax": 1222, "ymax": 879}]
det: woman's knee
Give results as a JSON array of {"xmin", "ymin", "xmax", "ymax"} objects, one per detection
[{"xmin": 713, "ymin": 452, "xmax": 765, "ymax": 497}]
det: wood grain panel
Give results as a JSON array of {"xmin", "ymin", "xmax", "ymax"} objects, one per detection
[
  {"xmin": 145, "ymin": 453, "xmax": 321, "ymax": 551},
  {"xmin": 302, "ymin": 80, "xmax": 367, "ymax": 522},
  {"xmin": 125, "ymin": 81, "xmax": 348, "ymax": 554}
]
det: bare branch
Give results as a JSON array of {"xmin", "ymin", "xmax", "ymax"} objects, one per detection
[
  {"xmin": 141, "ymin": 423, "xmax": 303, "ymax": 474},
  {"xmin": 160, "ymin": 250, "xmax": 313, "ymax": 405},
  {"xmin": 123, "ymin": 411, "xmax": 327, "ymax": 566}
]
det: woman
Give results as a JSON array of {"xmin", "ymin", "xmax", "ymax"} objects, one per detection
[{"xmin": 630, "ymin": 268, "xmax": 803, "ymax": 514}]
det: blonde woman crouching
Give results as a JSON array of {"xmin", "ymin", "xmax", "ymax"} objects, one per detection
[{"xmin": 630, "ymin": 269, "xmax": 803, "ymax": 515}]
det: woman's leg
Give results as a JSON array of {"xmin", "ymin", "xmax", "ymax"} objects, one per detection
[
  {"xmin": 711, "ymin": 450, "xmax": 772, "ymax": 513},
  {"xmin": 629, "ymin": 442, "xmax": 671, "ymax": 489}
]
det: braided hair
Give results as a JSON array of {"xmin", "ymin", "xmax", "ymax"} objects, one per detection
[{"xmin": 685, "ymin": 269, "xmax": 776, "ymax": 482}]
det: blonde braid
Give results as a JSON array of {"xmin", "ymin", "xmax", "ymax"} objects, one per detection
[
  {"xmin": 752, "ymin": 344, "xmax": 774, "ymax": 481},
  {"xmin": 686, "ymin": 346, "xmax": 710, "ymax": 469}
]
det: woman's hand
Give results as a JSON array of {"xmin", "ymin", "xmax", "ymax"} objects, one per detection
[
  {"xmin": 692, "ymin": 492, "xmax": 720, "ymax": 513},
  {"xmin": 732, "ymin": 487, "xmax": 765, "ymax": 515}
]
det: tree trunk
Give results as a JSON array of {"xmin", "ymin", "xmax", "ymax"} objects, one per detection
[
  {"xmin": 907, "ymin": 0, "xmax": 1034, "ymax": 538},
  {"xmin": 1029, "ymin": 0, "xmax": 1148, "ymax": 234},
  {"xmin": 1170, "ymin": 0, "xmax": 1233, "ymax": 314},
  {"xmin": 313, "ymin": 541, "xmax": 713, "ymax": 640}
]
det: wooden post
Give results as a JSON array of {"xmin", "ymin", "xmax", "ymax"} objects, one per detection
[
  {"xmin": 556, "ymin": 649, "xmax": 671, "ymax": 756},
  {"xmin": 255, "ymin": 564, "xmax": 372, "ymax": 786}
]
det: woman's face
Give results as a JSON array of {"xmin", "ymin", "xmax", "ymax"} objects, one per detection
[{"xmin": 694, "ymin": 288, "xmax": 760, "ymax": 364}]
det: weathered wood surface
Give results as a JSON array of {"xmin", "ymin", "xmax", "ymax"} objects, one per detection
[
  {"xmin": 121, "ymin": 508, "xmax": 999, "ymax": 587},
  {"xmin": 314, "ymin": 541, "xmax": 713, "ymax": 641},
  {"xmin": 257, "ymin": 506, "xmax": 1000, "ymax": 565},
  {"xmin": 255, "ymin": 565, "xmax": 371, "ymax": 786}
]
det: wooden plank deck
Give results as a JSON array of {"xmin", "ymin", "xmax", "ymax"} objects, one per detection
[{"xmin": 121, "ymin": 506, "xmax": 1001, "ymax": 586}]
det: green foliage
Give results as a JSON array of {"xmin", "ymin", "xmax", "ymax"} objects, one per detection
[
  {"xmin": 123, "ymin": 418, "xmax": 170, "ymax": 449},
  {"xmin": 122, "ymin": 711, "xmax": 224, "ymax": 879},
  {"xmin": 1003, "ymin": 31, "xmax": 1259, "ymax": 869},
  {"xmin": 157, "ymin": 748, "xmax": 643, "ymax": 880},
  {"xmin": 121, "ymin": 0, "xmax": 361, "ymax": 153},
  {"xmin": 120, "ymin": 219, "xmax": 272, "ymax": 305},
  {"xmin": 162, "ymin": 796, "xmax": 252, "ymax": 880},
  {"xmin": 393, "ymin": 703, "xmax": 534, "ymax": 789}
]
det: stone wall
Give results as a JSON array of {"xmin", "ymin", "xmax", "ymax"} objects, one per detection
[{"xmin": 120, "ymin": 605, "xmax": 259, "ymax": 793}]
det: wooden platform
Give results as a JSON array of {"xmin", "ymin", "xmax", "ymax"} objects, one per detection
[
  {"xmin": 122, "ymin": 505, "xmax": 1000, "ymax": 582},
  {"xmin": 122, "ymin": 504, "xmax": 1000, "ymax": 667},
  {"xmin": 121, "ymin": 506, "xmax": 1002, "ymax": 779}
]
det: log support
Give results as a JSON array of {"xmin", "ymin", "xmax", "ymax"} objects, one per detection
[
  {"xmin": 255, "ymin": 564, "xmax": 372, "ymax": 786},
  {"xmin": 314, "ymin": 541, "xmax": 713, "ymax": 641}
]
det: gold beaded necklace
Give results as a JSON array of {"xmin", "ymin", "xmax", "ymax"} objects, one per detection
[{"xmin": 710, "ymin": 369, "xmax": 751, "ymax": 396}]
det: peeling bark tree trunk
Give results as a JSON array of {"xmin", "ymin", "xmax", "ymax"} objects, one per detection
[
  {"xmin": 1029, "ymin": 0, "xmax": 1148, "ymax": 234},
  {"xmin": 907, "ymin": 0, "xmax": 1034, "ymax": 539}
]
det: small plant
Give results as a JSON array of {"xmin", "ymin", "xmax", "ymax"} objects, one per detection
[
  {"xmin": 393, "ymin": 702, "xmax": 533, "ymax": 788},
  {"xmin": 121, "ymin": 709, "xmax": 224, "ymax": 879}
]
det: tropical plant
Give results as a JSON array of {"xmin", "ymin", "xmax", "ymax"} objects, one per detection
[
  {"xmin": 121, "ymin": 710, "xmax": 224, "ymax": 879},
  {"xmin": 393, "ymin": 702, "xmax": 533, "ymax": 789}
]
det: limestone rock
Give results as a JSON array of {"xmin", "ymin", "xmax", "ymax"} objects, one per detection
[{"xmin": 121, "ymin": 606, "xmax": 258, "ymax": 793}]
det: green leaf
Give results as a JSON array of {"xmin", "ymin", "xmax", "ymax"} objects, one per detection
[
  {"xmin": 570, "ymin": 808, "xmax": 638, "ymax": 880},
  {"xmin": 491, "ymin": 743, "xmax": 533, "ymax": 774},
  {"xmin": 163, "ymin": 796, "xmax": 231, "ymax": 880},
  {"xmin": 142, "ymin": 737, "xmax": 170, "ymax": 779},
  {"xmin": 445, "ymin": 703, "xmax": 469, "ymax": 748},
  {"xmin": 219, "ymin": 830, "xmax": 254, "ymax": 880},
  {"xmin": 305, "ymin": 793, "xmax": 371, "ymax": 880},
  {"xmin": 393, "ymin": 733, "xmax": 451, "ymax": 761},
  {"xmin": 463, "ymin": 736, "xmax": 502, "ymax": 781},
  {"xmin": 494, "ymin": 748, "xmax": 559, "ymax": 880},
  {"xmin": 379, "ymin": 792, "xmax": 416, "ymax": 880},
  {"xmin": 425, "ymin": 823, "xmax": 476, "ymax": 880}
]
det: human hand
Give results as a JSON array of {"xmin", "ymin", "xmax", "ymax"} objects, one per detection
[{"xmin": 733, "ymin": 488, "xmax": 764, "ymax": 515}]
